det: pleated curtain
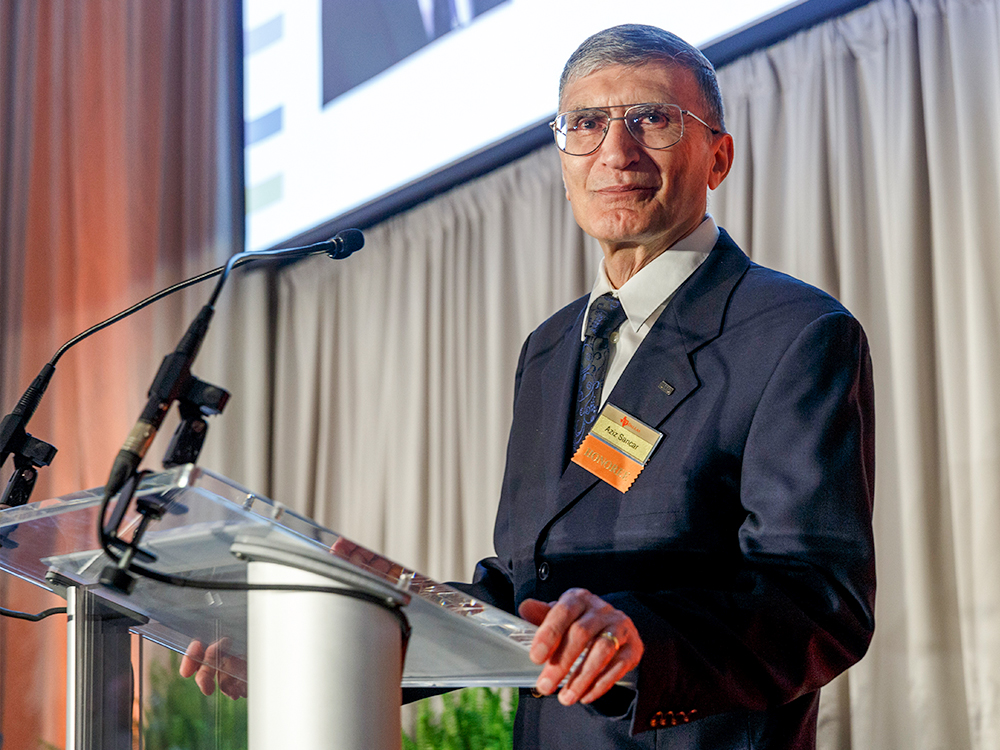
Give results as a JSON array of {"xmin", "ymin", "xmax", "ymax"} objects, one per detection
[
  {"xmin": 0, "ymin": 1, "xmax": 241, "ymax": 746},
  {"xmin": 228, "ymin": 1, "xmax": 1000, "ymax": 746},
  {"xmin": 3, "ymin": 0, "xmax": 1000, "ymax": 747}
]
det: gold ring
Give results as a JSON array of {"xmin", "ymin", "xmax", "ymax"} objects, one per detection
[{"xmin": 599, "ymin": 630, "xmax": 621, "ymax": 652}]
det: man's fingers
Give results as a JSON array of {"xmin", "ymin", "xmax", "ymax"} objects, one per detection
[
  {"xmin": 579, "ymin": 650, "xmax": 638, "ymax": 705},
  {"xmin": 180, "ymin": 638, "xmax": 247, "ymax": 699},
  {"xmin": 553, "ymin": 607, "xmax": 610, "ymax": 669},
  {"xmin": 194, "ymin": 665, "xmax": 218, "ymax": 696},
  {"xmin": 557, "ymin": 642, "xmax": 616, "ymax": 705},
  {"xmin": 518, "ymin": 598, "xmax": 553, "ymax": 626},
  {"xmin": 529, "ymin": 590, "xmax": 610, "ymax": 693},
  {"xmin": 179, "ymin": 640, "xmax": 207, "ymax": 678},
  {"xmin": 218, "ymin": 658, "xmax": 249, "ymax": 699},
  {"xmin": 527, "ymin": 589, "xmax": 593, "ymax": 664},
  {"xmin": 536, "ymin": 617, "xmax": 605, "ymax": 696},
  {"xmin": 523, "ymin": 588, "xmax": 644, "ymax": 704},
  {"xmin": 563, "ymin": 631, "xmax": 642, "ymax": 706},
  {"xmin": 202, "ymin": 637, "xmax": 232, "ymax": 666},
  {"xmin": 181, "ymin": 639, "xmax": 219, "ymax": 696},
  {"xmin": 533, "ymin": 589, "xmax": 613, "ymax": 669}
]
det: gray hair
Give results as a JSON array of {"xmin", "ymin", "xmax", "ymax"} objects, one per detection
[{"xmin": 559, "ymin": 24, "xmax": 726, "ymax": 133}]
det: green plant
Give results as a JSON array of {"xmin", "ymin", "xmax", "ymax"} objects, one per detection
[
  {"xmin": 43, "ymin": 660, "xmax": 516, "ymax": 749},
  {"xmin": 403, "ymin": 687, "xmax": 517, "ymax": 750},
  {"xmin": 143, "ymin": 651, "xmax": 248, "ymax": 750}
]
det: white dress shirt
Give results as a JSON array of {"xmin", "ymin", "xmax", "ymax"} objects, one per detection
[{"xmin": 582, "ymin": 216, "xmax": 720, "ymax": 408}]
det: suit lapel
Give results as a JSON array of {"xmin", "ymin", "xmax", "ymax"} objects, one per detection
[
  {"xmin": 606, "ymin": 230, "xmax": 751, "ymax": 430},
  {"xmin": 542, "ymin": 231, "xmax": 752, "ymax": 533}
]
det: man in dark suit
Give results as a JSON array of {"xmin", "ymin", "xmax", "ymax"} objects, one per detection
[
  {"xmin": 183, "ymin": 22, "xmax": 874, "ymax": 749},
  {"xmin": 461, "ymin": 24, "xmax": 876, "ymax": 749}
]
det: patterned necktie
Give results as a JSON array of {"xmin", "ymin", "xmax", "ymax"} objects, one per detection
[{"xmin": 572, "ymin": 293, "xmax": 628, "ymax": 450}]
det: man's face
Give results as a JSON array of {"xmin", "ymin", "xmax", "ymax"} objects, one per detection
[{"xmin": 558, "ymin": 61, "xmax": 733, "ymax": 256}]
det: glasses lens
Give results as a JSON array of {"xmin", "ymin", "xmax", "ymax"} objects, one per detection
[
  {"xmin": 554, "ymin": 109, "xmax": 610, "ymax": 155},
  {"xmin": 625, "ymin": 104, "xmax": 683, "ymax": 149}
]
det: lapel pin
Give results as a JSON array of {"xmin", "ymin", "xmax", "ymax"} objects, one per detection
[{"xmin": 658, "ymin": 381, "xmax": 675, "ymax": 396}]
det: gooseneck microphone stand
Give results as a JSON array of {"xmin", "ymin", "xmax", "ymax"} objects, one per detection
[
  {"xmin": 0, "ymin": 229, "xmax": 364, "ymax": 509},
  {"xmin": 96, "ymin": 230, "xmax": 364, "ymax": 593}
]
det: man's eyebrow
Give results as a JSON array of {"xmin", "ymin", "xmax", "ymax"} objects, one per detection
[{"xmin": 560, "ymin": 100, "xmax": 676, "ymax": 112}]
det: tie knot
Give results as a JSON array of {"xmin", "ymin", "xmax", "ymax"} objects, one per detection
[{"xmin": 585, "ymin": 294, "xmax": 627, "ymax": 340}]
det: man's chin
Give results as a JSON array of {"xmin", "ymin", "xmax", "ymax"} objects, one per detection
[{"xmin": 586, "ymin": 216, "xmax": 662, "ymax": 247}]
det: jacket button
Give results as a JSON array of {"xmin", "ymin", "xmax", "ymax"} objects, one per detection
[{"xmin": 537, "ymin": 561, "xmax": 550, "ymax": 580}]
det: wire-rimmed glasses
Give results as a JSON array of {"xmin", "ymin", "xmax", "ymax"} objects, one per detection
[{"xmin": 550, "ymin": 102, "xmax": 720, "ymax": 156}]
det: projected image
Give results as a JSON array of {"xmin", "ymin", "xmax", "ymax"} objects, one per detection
[
  {"xmin": 244, "ymin": 0, "xmax": 797, "ymax": 252},
  {"xmin": 321, "ymin": 0, "xmax": 508, "ymax": 105}
]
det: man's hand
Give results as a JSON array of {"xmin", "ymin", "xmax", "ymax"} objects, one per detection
[
  {"xmin": 179, "ymin": 638, "xmax": 248, "ymax": 699},
  {"xmin": 519, "ymin": 588, "xmax": 643, "ymax": 706}
]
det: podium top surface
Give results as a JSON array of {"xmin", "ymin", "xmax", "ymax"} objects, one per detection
[{"xmin": 0, "ymin": 465, "xmax": 542, "ymax": 687}]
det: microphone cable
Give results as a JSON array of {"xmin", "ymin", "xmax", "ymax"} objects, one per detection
[
  {"xmin": 0, "ymin": 230, "xmax": 363, "ymax": 506},
  {"xmin": 0, "ymin": 605, "xmax": 66, "ymax": 622}
]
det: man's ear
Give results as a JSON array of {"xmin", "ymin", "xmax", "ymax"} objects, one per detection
[{"xmin": 708, "ymin": 133, "xmax": 735, "ymax": 190}]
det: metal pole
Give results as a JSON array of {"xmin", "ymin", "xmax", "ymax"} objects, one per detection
[{"xmin": 65, "ymin": 586, "xmax": 144, "ymax": 750}]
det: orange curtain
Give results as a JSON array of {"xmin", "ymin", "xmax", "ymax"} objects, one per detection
[{"xmin": 0, "ymin": 1, "xmax": 241, "ymax": 746}]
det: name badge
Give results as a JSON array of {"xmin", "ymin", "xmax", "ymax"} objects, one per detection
[{"xmin": 571, "ymin": 404, "xmax": 663, "ymax": 492}]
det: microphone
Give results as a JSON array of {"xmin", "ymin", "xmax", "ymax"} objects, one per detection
[
  {"xmin": 310, "ymin": 228, "xmax": 364, "ymax": 260},
  {"xmin": 1, "ymin": 228, "xmax": 364, "ymax": 507},
  {"xmin": 0, "ymin": 364, "xmax": 57, "ymax": 507},
  {"xmin": 232, "ymin": 228, "xmax": 364, "ymax": 266},
  {"xmin": 97, "ymin": 227, "xmax": 365, "ymax": 591},
  {"xmin": 101, "ymin": 306, "xmax": 214, "ymax": 504},
  {"xmin": 100, "ymin": 228, "xmax": 366, "ymax": 502}
]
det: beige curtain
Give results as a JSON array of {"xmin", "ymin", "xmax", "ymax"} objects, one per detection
[
  {"xmin": 0, "ymin": 1, "xmax": 240, "ymax": 745},
  {"xmin": 240, "ymin": 149, "xmax": 598, "ymax": 579},
  {"xmin": 4, "ymin": 0, "xmax": 1000, "ymax": 747},
  {"xmin": 218, "ymin": 0, "xmax": 999, "ymax": 747},
  {"xmin": 712, "ymin": 0, "xmax": 1000, "ymax": 746}
]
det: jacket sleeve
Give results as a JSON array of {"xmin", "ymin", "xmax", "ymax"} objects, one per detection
[{"xmin": 606, "ymin": 311, "xmax": 876, "ymax": 734}]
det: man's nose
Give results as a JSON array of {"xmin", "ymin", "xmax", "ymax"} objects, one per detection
[{"xmin": 599, "ymin": 117, "xmax": 642, "ymax": 166}]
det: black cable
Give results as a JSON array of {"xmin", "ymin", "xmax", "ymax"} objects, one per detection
[
  {"xmin": 50, "ymin": 243, "xmax": 330, "ymax": 366},
  {"xmin": 138, "ymin": 573, "xmax": 412, "ymax": 643},
  {"xmin": 2, "ymin": 258, "xmax": 255, "ymax": 502},
  {"xmin": 131, "ymin": 571, "xmax": 412, "ymax": 650},
  {"xmin": 49, "ymin": 265, "xmax": 227, "ymax": 368},
  {"xmin": 96, "ymin": 482, "xmax": 411, "ymax": 641},
  {"xmin": 3, "ymin": 229, "xmax": 362, "ymax": 508},
  {"xmin": 0, "ymin": 605, "xmax": 67, "ymax": 622}
]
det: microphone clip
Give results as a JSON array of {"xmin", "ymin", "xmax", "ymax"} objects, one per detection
[
  {"xmin": 162, "ymin": 376, "xmax": 230, "ymax": 469},
  {"xmin": 0, "ymin": 418, "xmax": 57, "ymax": 508},
  {"xmin": 100, "ymin": 470, "xmax": 164, "ymax": 594}
]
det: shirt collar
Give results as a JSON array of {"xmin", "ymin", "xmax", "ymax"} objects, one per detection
[{"xmin": 583, "ymin": 216, "xmax": 719, "ymax": 339}]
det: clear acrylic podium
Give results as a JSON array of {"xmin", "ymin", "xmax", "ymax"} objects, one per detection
[{"xmin": 0, "ymin": 464, "xmax": 543, "ymax": 750}]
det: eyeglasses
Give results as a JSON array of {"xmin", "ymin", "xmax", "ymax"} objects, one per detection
[{"xmin": 550, "ymin": 102, "xmax": 721, "ymax": 156}]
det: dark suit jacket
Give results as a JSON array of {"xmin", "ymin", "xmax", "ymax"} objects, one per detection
[{"xmin": 463, "ymin": 229, "xmax": 876, "ymax": 749}]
